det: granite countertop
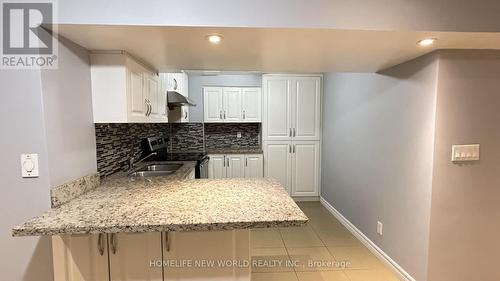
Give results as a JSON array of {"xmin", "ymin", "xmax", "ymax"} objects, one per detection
[
  {"xmin": 206, "ymin": 148, "xmax": 263, "ymax": 154},
  {"xmin": 12, "ymin": 175, "xmax": 308, "ymax": 236}
]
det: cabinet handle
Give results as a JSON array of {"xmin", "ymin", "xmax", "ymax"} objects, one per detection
[
  {"xmin": 245, "ymin": 158, "xmax": 248, "ymax": 166},
  {"xmin": 184, "ymin": 110, "xmax": 188, "ymax": 119},
  {"xmin": 97, "ymin": 234, "xmax": 104, "ymax": 256},
  {"xmin": 293, "ymin": 128, "xmax": 296, "ymax": 137},
  {"xmin": 289, "ymin": 128, "xmax": 292, "ymax": 137},
  {"xmin": 223, "ymin": 156, "xmax": 226, "ymax": 167},
  {"xmin": 293, "ymin": 144, "xmax": 296, "ymax": 153},
  {"xmin": 243, "ymin": 110, "xmax": 246, "ymax": 119},
  {"xmin": 145, "ymin": 99, "xmax": 149, "ymax": 116},
  {"xmin": 146, "ymin": 100, "xmax": 152, "ymax": 116},
  {"xmin": 110, "ymin": 233, "xmax": 117, "ymax": 254},
  {"xmin": 164, "ymin": 232, "xmax": 170, "ymax": 252},
  {"xmin": 289, "ymin": 144, "xmax": 292, "ymax": 153},
  {"xmin": 220, "ymin": 111, "xmax": 223, "ymax": 119},
  {"xmin": 227, "ymin": 157, "xmax": 230, "ymax": 167},
  {"xmin": 224, "ymin": 110, "xmax": 226, "ymax": 119}
]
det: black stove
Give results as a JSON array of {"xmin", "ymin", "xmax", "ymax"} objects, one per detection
[
  {"xmin": 141, "ymin": 137, "xmax": 209, "ymax": 178},
  {"xmin": 149, "ymin": 151, "xmax": 208, "ymax": 162}
]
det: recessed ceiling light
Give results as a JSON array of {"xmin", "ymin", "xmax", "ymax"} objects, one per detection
[
  {"xmin": 417, "ymin": 38, "xmax": 437, "ymax": 47},
  {"xmin": 206, "ymin": 34, "xmax": 223, "ymax": 44}
]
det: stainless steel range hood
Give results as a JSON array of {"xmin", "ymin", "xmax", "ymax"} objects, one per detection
[{"xmin": 167, "ymin": 91, "xmax": 196, "ymax": 108}]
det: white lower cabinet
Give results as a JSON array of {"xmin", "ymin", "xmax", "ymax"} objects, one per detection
[
  {"xmin": 163, "ymin": 230, "xmax": 250, "ymax": 281},
  {"xmin": 263, "ymin": 142, "xmax": 292, "ymax": 193},
  {"xmin": 109, "ymin": 233, "xmax": 163, "ymax": 281},
  {"xmin": 208, "ymin": 155, "xmax": 226, "ymax": 179},
  {"xmin": 53, "ymin": 231, "xmax": 250, "ymax": 281},
  {"xmin": 52, "ymin": 234, "xmax": 109, "ymax": 281},
  {"xmin": 264, "ymin": 141, "xmax": 320, "ymax": 197},
  {"xmin": 244, "ymin": 154, "xmax": 264, "ymax": 179},
  {"xmin": 227, "ymin": 155, "xmax": 245, "ymax": 178},
  {"xmin": 208, "ymin": 154, "xmax": 263, "ymax": 179}
]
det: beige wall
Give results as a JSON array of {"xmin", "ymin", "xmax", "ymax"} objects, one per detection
[{"xmin": 427, "ymin": 50, "xmax": 500, "ymax": 281}]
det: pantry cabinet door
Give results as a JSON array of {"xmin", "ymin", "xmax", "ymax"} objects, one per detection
[
  {"xmin": 241, "ymin": 88, "xmax": 261, "ymax": 122},
  {"xmin": 204, "ymin": 87, "xmax": 224, "ymax": 122},
  {"xmin": 244, "ymin": 154, "xmax": 264, "ymax": 178},
  {"xmin": 109, "ymin": 233, "xmax": 163, "ymax": 281},
  {"xmin": 263, "ymin": 77, "xmax": 292, "ymax": 141},
  {"xmin": 291, "ymin": 141, "xmax": 320, "ymax": 197},
  {"xmin": 223, "ymin": 88, "xmax": 242, "ymax": 122},
  {"xmin": 226, "ymin": 155, "xmax": 245, "ymax": 178},
  {"xmin": 264, "ymin": 141, "xmax": 292, "ymax": 194},
  {"xmin": 52, "ymin": 234, "xmax": 109, "ymax": 281},
  {"xmin": 291, "ymin": 77, "xmax": 321, "ymax": 141},
  {"xmin": 208, "ymin": 155, "xmax": 227, "ymax": 179}
]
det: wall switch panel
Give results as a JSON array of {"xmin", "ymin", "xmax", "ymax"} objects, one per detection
[
  {"xmin": 21, "ymin": 153, "xmax": 39, "ymax": 178},
  {"xmin": 451, "ymin": 144, "xmax": 480, "ymax": 162},
  {"xmin": 377, "ymin": 221, "xmax": 383, "ymax": 236},
  {"xmin": 237, "ymin": 132, "xmax": 242, "ymax": 138}
]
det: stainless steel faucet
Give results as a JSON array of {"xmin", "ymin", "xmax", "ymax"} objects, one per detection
[{"xmin": 128, "ymin": 152, "xmax": 157, "ymax": 170}]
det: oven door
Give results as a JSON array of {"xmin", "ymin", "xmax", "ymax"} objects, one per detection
[{"xmin": 197, "ymin": 157, "xmax": 209, "ymax": 178}]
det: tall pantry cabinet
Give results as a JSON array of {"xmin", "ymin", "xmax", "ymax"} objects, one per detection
[{"xmin": 263, "ymin": 75, "xmax": 322, "ymax": 197}]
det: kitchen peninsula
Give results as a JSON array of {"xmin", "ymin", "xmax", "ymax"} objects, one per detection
[{"xmin": 13, "ymin": 167, "xmax": 307, "ymax": 281}]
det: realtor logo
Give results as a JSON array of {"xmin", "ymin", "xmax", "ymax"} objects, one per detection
[{"xmin": 1, "ymin": 1, "xmax": 58, "ymax": 69}]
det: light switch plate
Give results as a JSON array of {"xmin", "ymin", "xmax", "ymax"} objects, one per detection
[
  {"xmin": 237, "ymin": 132, "xmax": 242, "ymax": 138},
  {"xmin": 451, "ymin": 144, "xmax": 480, "ymax": 162},
  {"xmin": 21, "ymin": 153, "xmax": 39, "ymax": 178}
]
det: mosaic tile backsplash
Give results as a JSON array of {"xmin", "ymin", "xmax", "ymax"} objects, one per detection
[
  {"xmin": 95, "ymin": 123, "xmax": 170, "ymax": 177},
  {"xmin": 170, "ymin": 123, "xmax": 204, "ymax": 152},
  {"xmin": 95, "ymin": 122, "xmax": 261, "ymax": 177},
  {"xmin": 204, "ymin": 123, "xmax": 260, "ymax": 150}
]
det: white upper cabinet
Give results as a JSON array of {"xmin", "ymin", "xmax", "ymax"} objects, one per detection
[
  {"xmin": 204, "ymin": 87, "xmax": 261, "ymax": 123},
  {"xmin": 263, "ymin": 75, "xmax": 321, "ymax": 141},
  {"xmin": 90, "ymin": 52, "xmax": 166, "ymax": 123},
  {"xmin": 242, "ymin": 88, "xmax": 262, "ymax": 122},
  {"xmin": 204, "ymin": 87, "xmax": 224, "ymax": 122},
  {"xmin": 223, "ymin": 88, "xmax": 243, "ymax": 122},
  {"xmin": 162, "ymin": 72, "xmax": 189, "ymax": 123}
]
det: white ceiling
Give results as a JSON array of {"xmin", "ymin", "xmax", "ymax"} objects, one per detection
[{"xmin": 56, "ymin": 24, "xmax": 500, "ymax": 73}]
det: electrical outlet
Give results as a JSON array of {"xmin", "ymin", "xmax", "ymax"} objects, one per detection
[
  {"xmin": 237, "ymin": 132, "xmax": 242, "ymax": 138},
  {"xmin": 377, "ymin": 221, "xmax": 383, "ymax": 236}
]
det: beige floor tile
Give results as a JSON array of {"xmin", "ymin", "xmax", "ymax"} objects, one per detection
[
  {"xmin": 280, "ymin": 226, "xmax": 324, "ymax": 247},
  {"xmin": 251, "ymin": 228, "xmax": 285, "ymax": 248},
  {"xmin": 251, "ymin": 272, "xmax": 298, "ymax": 281},
  {"xmin": 328, "ymin": 246, "xmax": 383, "ymax": 270},
  {"xmin": 343, "ymin": 269, "xmax": 400, "ymax": 281},
  {"xmin": 287, "ymin": 247, "xmax": 343, "ymax": 272},
  {"xmin": 251, "ymin": 247, "xmax": 294, "ymax": 272},
  {"xmin": 315, "ymin": 228, "xmax": 362, "ymax": 247},
  {"xmin": 296, "ymin": 271, "xmax": 351, "ymax": 281}
]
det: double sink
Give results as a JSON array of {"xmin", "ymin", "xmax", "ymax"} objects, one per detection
[{"xmin": 129, "ymin": 163, "xmax": 183, "ymax": 178}]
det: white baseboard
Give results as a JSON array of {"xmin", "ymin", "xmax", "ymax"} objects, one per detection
[
  {"xmin": 319, "ymin": 197, "xmax": 416, "ymax": 281},
  {"xmin": 293, "ymin": 196, "xmax": 320, "ymax": 202}
]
